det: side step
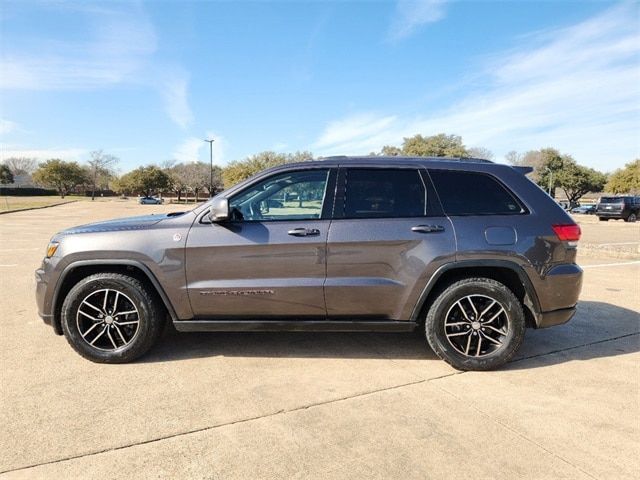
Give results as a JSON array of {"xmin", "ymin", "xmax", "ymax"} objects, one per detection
[{"xmin": 173, "ymin": 320, "xmax": 418, "ymax": 333}]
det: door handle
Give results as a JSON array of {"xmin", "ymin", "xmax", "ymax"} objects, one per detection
[
  {"xmin": 287, "ymin": 228, "xmax": 321, "ymax": 237},
  {"xmin": 411, "ymin": 225, "xmax": 445, "ymax": 233}
]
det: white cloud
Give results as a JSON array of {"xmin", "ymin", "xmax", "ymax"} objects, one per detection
[
  {"xmin": 316, "ymin": 4, "xmax": 640, "ymax": 171},
  {"xmin": 0, "ymin": 3, "xmax": 193, "ymax": 129},
  {"xmin": 0, "ymin": 145, "xmax": 87, "ymax": 162},
  {"xmin": 0, "ymin": 119, "xmax": 19, "ymax": 135},
  {"xmin": 173, "ymin": 137, "xmax": 204, "ymax": 164},
  {"xmin": 388, "ymin": 0, "xmax": 450, "ymax": 41},
  {"xmin": 173, "ymin": 133, "xmax": 227, "ymax": 165},
  {"xmin": 159, "ymin": 71, "xmax": 193, "ymax": 129}
]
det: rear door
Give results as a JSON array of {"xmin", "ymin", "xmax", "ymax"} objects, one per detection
[{"xmin": 325, "ymin": 166, "xmax": 456, "ymax": 321}]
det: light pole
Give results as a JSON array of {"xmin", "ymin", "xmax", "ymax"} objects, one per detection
[{"xmin": 204, "ymin": 139, "xmax": 215, "ymax": 197}]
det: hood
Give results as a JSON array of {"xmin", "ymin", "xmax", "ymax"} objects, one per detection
[{"xmin": 59, "ymin": 212, "xmax": 186, "ymax": 235}]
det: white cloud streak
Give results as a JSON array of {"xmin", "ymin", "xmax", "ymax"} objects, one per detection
[
  {"xmin": 173, "ymin": 133, "xmax": 227, "ymax": 165},
  {"xmin": 0, "ymin": 145, "xmax": 87, "ymax": 162},
  {"xmin": 316, "ymin": 4, "xmax": 640, "ymax": 171},
  {"xmin": 0, "ymin": 119, "xmax": 19, "ymax": 135},
  {"xmin": 0, "ymin": 3, "xmax": 193, "ymax": 129},
  {"xmin": 388, "ymin": 0, "xmax": 450, "ymax": 41}
]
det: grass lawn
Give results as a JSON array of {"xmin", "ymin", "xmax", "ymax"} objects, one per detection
[{"xmin": 0, "ymin": 196, "xmax": 91, "ymax": 213}]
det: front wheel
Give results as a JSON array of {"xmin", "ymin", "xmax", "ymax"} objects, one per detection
[
  {"xmin": 61, "ymin": 273, "xmax": 165, "ymax": 363},
  {"xmin": 626, "ymin": 213, "xmax": 637, "ymax": 223},
  {"xmin": 424, "ymin": 278, "xmax": 526, "ymax": 371}
]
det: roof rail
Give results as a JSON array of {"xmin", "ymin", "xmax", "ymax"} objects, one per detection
[{"xmin": 317, "ymin": 155, "xmax": 494, "ymax": 164}]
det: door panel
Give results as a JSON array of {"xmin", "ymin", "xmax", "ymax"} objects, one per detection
[
  {"xmin": 185, "ymin": 167, "xmax": 335, "ymax": 319},
  {"xmin": 325, "ymin": 217, "xmax": 455, "ymax": 320},
  {"xmin": 186, "ymin": 221, "xmax": 328, "ymax": 318}
]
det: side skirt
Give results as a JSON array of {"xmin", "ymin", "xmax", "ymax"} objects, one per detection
[{"xmin": 173, "ymin": 320, "xmax": 418, "ymax": 333}]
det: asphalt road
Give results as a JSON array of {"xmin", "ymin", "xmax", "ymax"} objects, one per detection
[{"xmin": 1, "ymin": 200, "xmax": 638, "ymax": 479}]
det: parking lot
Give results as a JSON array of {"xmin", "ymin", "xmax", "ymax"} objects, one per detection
[{"xmin": 0, "ymin": 200, "xmax": 638, "ymax": 479}]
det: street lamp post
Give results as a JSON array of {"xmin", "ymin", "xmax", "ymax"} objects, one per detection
[{"xmin": 204, "ymin": 139, "xmax": 215, "ymax": 197}]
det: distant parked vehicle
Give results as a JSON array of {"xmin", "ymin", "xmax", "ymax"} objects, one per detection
[
  {"xmin": 138, "ymin": 196, "xmax": 163, "ymax": 205},
  {"xmin": 596, "ymin": 196, "xmax": 640, "ymax": 222},
  {"xmin": 570, "ymin": 205, "xmax": 596, "ymax": 215}
]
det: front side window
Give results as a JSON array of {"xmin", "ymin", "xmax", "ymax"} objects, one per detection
[
  {"xmin": 429, "ymin": 170, "xmax": 525, "ymax": 216},
  {"xmin": 229, "ymin": 169, "xmax": 329, "ymax": 221},
  {"xmin": 343, "ymin": 169, "xmax": 426, "ymax": 218}
]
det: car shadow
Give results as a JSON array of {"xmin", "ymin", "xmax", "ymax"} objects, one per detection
[{"xmin": 141, "ymin": 301, "xmax": 639, "ymax": 368}]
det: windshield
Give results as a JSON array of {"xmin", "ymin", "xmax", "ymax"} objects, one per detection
[{"xmin": 599, "ymin": 197, "xmax": 624, "ymax": 204}]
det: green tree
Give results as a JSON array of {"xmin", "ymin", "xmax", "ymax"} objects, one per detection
[
  {"xmin": 32, "ymin": 159, "xmax": 87, "ymax": 197},
  {"xmin": 114, "ymin": 165, "xmax": 171, "ymax": 197},
  {"xmin": 222, "ymin": 151, "xmax": 313, "ymax": 188},
  {"xmin": 378, "ymin": 145, "xmax": 403, "ymax": 156},
  {"xmin": 0, "ymin": 164, "xmax": 14, "ymax": 184},
  {"xmin": 606, "ymin": 160, "xmax": 640, "ymax": 194},
  {"xmin": 401, "ymin": 133, "xmax": 468, "ymax": 157},
  {"xmin": 534, "ymin": 148, "xmax": 566, "ymax": 197},
  {"xmin": 555, "ymin": 161, "xmax": 607, "ymax": 205}
]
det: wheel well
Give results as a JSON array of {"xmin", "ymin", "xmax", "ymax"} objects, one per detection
[
  {"xmin": 416, "ymin": 266, "xmax": 538, "ymax": 328},
  {"xmin": 53, "ymin": 264, "xmax": 169, "ymax": 334}
]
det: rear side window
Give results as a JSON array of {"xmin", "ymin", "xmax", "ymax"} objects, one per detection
[
  {"xmin": 429, "ymin": 170, "xmax": 525, "ymax": 216},
  {"xmin": 343, "ymin": 169, "xmax": 426, "ymax": 218}
]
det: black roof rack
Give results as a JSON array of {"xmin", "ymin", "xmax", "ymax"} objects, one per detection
[{"xmin": 317, "ymin": 155, "xmax": 494, "ymax": 164}]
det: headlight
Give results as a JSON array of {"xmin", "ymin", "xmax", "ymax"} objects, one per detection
[{"xmin": 46, "ymin": 242, "xmax": 59, "ymax": 258}]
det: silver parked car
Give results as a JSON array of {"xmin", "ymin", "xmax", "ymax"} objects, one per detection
[
  {"xmin": 36, "ymin": 156, "xmax": 583, "ymax": 370},
  {"xmin": 138, "ymin": 196, "xmax": 163, "ymax": 205}
]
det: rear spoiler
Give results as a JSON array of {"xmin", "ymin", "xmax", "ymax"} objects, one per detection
[{"xmin": 512, "ymin": 166, "xmax": 534, "ymax": 175}]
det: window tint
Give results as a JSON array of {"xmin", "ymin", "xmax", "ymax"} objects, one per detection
[
  {"xmin": 429, "ymin": 170, "xmax": 524, "ymax": 215},
  {"xmin": 344, "ymin": 169, "xmax": 426, "ymax": 218},
  {"xmin": 230, "ymin": 169, "xmax": 329, "ymax": 221}
]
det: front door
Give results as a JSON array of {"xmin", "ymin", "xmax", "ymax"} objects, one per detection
[
  {"xmin": 325, "ymin": 167, "xmax": 456, "ymax": 320},
  {"xmin": 186, "ymin": 168, "xmax": 335, "ymax": 318}
]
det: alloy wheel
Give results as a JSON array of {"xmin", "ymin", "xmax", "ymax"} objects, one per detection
[
  {"xmin": 76, "ymin": 289, "xmax": 140, "ymax": 351},
  {"xmin": 444, "ymin": 294, "xmax": 509, "ymax": 357}
]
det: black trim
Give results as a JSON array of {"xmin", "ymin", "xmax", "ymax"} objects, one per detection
[
  {"xmin": 174, "ymin": 319, "xmax": 417, "ymax": 333},
  {"xmin": 537, "ymin": 306, "xmax": 576, "ymax": 328},
  {"xmin": 52, "ymin": 260, "xmax": 179, "ymax": 330},
  {"xmin": 410, "ymin": 260, "xmax": 542, "ymax": 324}
]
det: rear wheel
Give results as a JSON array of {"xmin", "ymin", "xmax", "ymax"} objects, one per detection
[
  {"xmin": 626, "ymin": 213, "xmax": 637, "ymax": 223},
  {"xmin": 61, "ymin": 273, "xmax": 164, "ymax": 363},
  {"xmin": 424, "ymin": 278, "xmax": 526, "ymax": 371}
]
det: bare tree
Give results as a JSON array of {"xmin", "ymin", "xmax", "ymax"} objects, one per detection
[
  {"xmin": 2, "ymin": 157, "xmax": 38, "ymax": 175},
  {"xmin": 467, "ymin": 147, "xmax": 494, "ymax": 161},
  {"xmin": 87, "ymin": 150, "xmax": 119, "ymax": 200}
]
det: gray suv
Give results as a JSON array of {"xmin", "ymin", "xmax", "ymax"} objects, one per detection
[{"xmin": 35, "ymin": 157, "xmax": 583, "ymax": 370}]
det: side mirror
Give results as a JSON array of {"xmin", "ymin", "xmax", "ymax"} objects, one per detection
[{"xmin": 208, "ymin": 198, "xmax": 229, "ymax": 222}]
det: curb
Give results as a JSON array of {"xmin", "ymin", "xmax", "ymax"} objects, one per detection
[{"xmin": 0, "ymin": 200, "xmax": 79, "ymax": 215}]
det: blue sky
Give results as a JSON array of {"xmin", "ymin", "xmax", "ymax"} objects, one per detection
[{"xmin": 1, "ymin": 0, "xmax": 638, "ymax": 173}]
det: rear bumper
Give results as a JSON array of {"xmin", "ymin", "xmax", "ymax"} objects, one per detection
[
  {"xmin": 537, "ymin": 306, "xmax": 577, "ymax": 328},
  {"xmin": 596, "ymin": 211, "xmax": 625, "ymax": 219}
]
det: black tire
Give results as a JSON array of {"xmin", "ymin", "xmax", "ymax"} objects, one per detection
[
  {"xmin": 61, "ymin": 273, "xmax": 165, "ymax": 363},
  {"xmin": 625, "ymin": 213, "xmax": 637, "ymax": 223},
  {"xmin": 599, "ymin": 217, "xmax": 609, "ymax": 221},
  {"xmin": 424, "ymin": 278, "xmax": 526, "ymax": 371}
]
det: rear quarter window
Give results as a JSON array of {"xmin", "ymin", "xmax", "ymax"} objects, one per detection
[{"xmin": 429, "ymin": 169, "xmax": 525, "ymax": 216}]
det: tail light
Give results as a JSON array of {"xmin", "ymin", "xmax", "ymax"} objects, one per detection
[{"xmin": 552, "ymin": 224, "xmax": 581, "ymax": 242}]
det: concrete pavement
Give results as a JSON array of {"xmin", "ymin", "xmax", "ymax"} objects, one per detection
[{"xmin": 1, "ymin": 200, "xmax": 638, "ymax": 479}]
